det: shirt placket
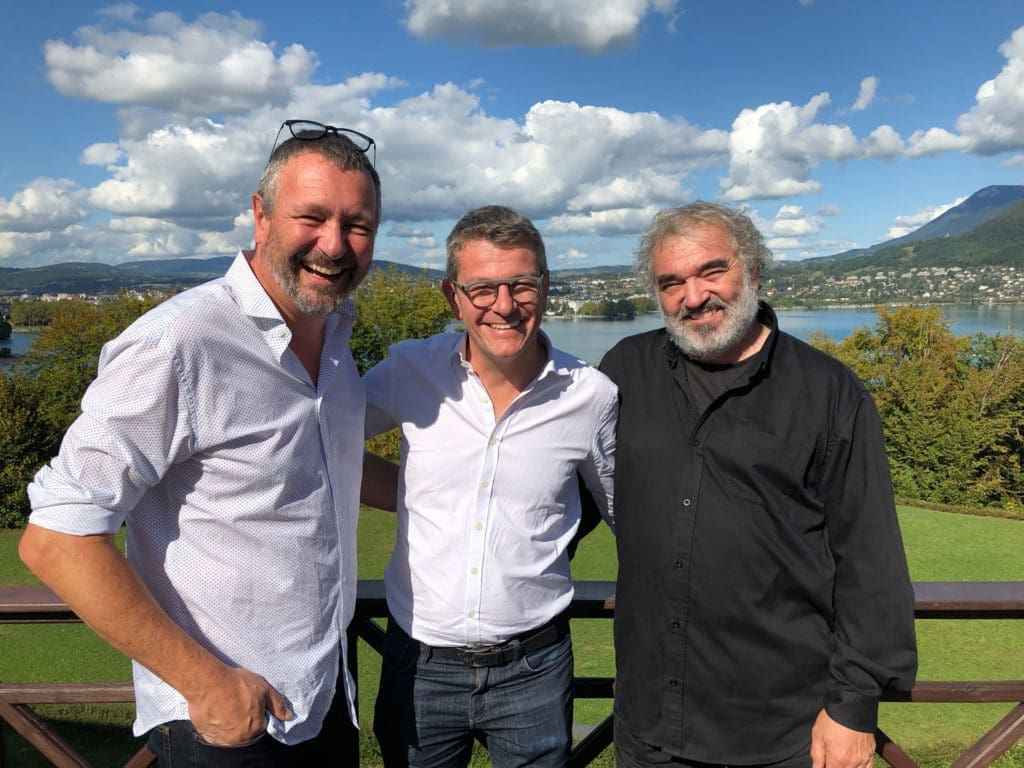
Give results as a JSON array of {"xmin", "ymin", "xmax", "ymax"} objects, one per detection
[{"xmin": 462, "ymin": 375, "xmax": 515, "ymax": 642}]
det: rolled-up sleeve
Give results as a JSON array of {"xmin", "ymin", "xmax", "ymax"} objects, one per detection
[{"xmin": 28, "ymin": 334, "xmax": 193, "ymax": 535}]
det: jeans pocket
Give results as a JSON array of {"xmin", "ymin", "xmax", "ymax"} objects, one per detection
[
  {"xmin": 522, "ymin": 632, "xmax": 572, "ymax": 673},
  {"xmin": 191, "ymin": 724, "xmax": 269, "ymax": 749}
]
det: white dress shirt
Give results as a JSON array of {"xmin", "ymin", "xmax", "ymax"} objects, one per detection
[
  {"xmin": 27, "ymin": 251, "xmax": 364, "ymax": 743},
  {"xmin": 363, "ymin": 331, "xmax": 617, "ymax": 647}
]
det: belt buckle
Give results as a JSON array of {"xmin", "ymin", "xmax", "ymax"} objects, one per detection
[{"xmin": 461, "ymin": 642, "xmax": 504, "ymax": 667}]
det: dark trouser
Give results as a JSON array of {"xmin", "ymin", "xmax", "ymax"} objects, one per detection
[
  {"xmin": 614, "ymin": 715, "xmax": 813, "ymax": 768},
  {"xmin": 147, "ymin": 686, "xmax": 352, "ymax": 767},
  {"xmin": 374, "ymin": 619, "xmax": 574, "ymax": 768}
]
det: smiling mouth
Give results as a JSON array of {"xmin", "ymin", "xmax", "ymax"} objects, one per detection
[
  {"xmin": 487, "ymin": 320, "xmax": 523, "ymax": 330},
  {"xmin": 683, "ymin": 305, "xmax": 724, "ymax": 322},
  {"xmin": 304, "ymin": 262, "xmax": 345, "ymax": 279}
]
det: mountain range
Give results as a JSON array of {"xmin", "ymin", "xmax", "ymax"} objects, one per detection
[{"xmin": 1, "ymin": 185, "xmax": 1023, "ymax": 296}]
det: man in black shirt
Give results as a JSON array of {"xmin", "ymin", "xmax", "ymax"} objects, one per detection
[{"xmin": 600, "ymin": 202, "xmax": 917, "ymax": 768}]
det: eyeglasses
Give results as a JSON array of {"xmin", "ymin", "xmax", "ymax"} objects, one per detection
[
  {"xmin": 270, "ymin": 119, "xmax": 376, "ymax": 165},
  {"xmin": 451, "ymin": 274, "xmax": 546, "ymax": 309}
]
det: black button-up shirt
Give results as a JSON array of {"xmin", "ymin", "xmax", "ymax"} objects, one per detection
[{"xmin": 599, "ymin": 303, "xmax": 917, "ymax": 764}]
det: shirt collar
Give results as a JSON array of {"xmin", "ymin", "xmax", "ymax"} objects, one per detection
[
  {"xmin": 224, "ymin": 250, "xmax": 354, "ymax": 360},
  {"xmin": 450, "ymin": 329, "xmax": 565, "ymax": 383}
]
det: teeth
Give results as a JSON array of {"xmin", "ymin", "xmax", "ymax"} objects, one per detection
[
  {"xmin": 305, "ymin": 263, "xmax": 342, "ymax": 277},
  {"xmin": 489, "ymin": 320, "xmax": 522, "ymax": 330}
]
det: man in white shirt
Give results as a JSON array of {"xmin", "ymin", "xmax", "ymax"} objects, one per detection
[
  {"xmin": 19, "ymin": 120, "xmax": 380, "ymax": 767},
  {"xmin": 363, "ymin": 205, "xmax": 618, "ymax": 768}
]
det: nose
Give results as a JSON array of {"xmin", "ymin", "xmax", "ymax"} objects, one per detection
[
  {"xmin": 491, "ymin": 283, "xmax": 516, "ymax": 313},
  {"xmin": 681, "ymin": 280, "xmax": 709, "ymax": 310},
  {"xmin": 318, "ymin": 221, "xmax": 349, "ymax": 260}
]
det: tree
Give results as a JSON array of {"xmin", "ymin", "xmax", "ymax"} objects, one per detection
[
  {"xmin": 10, "ymin": 300, "xmax": 57, "ymax": 327},
  {"xmin": 0, "ymin": 294, "xmax": 161, "ymax": 527},
  {"xmin": 21, "ymin": 294, "xmax": 162, "ymax": 432},
  {"xmin": 351, "ymin": 266, "xmax": 452, "ymax": 375},
  {"xmin": 0, "ymin": 320, "xmax": 11, "ymax": 340},
  {"xmin": 352, "ymin": 266, "xmax": 453, "ymax": 463},
  {"xmin": 631, "ymin": 296, "xmax": 657, "ymax": 314},
  {"xmin": 812, "ymin": 305, "xmax": 1023, "ymax": 508},
  {"xmin": 0, "ymin": 372, "xmax": 55, "ymax": 527}
]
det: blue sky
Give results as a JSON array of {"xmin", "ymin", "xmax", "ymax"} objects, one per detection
[{"xmin": 1, "ymin": 0, "xmax": 1023, "ymax": 271}]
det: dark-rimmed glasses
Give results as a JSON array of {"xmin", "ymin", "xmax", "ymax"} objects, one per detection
[
  {"xmin": 450, "ymin": 274, "xmax": 546, "ymax": 309},
  {"xmin": 270, "ymin": 119, "xmax": 376, "ymax": 165}
]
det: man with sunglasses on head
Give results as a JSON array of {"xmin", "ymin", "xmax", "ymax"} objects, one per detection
[
  {"xmin": 20, "ymin": 120, "xmax": 379, "ymax": 767},
  {"xmin": 361, "ymin": 205, "xmax": 617, "ymax": 768}
]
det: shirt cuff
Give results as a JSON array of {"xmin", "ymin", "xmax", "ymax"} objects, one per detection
[{"xmin": 823, "ymin": 688, "xmax": 879, "ymax": 733}]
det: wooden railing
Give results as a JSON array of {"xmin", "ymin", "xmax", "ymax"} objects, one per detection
[{"xmin": 3, "ymin": 581, "xmax": 1024, "ymax": 768}]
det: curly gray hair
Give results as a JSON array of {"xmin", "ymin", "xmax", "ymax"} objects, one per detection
[{"xmin": 634, "ymin": 202, "xmax": 771, "ymax": 295}]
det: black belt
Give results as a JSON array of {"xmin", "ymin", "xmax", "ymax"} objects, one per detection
[{"xmin": 393, "ymin": 615, "xmax": 570, "ymax": 668}]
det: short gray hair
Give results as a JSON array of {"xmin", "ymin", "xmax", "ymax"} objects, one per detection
[
  {"xmin": 445, "ymin": 205, "xmax": 547, "ymax": 280},
  {"xmin": 635, "ymin": 201, "xmax": 771, "ymax": 295},
  {"xmin": 257, "ymin": 133, "xmax": 382, "ymax": 224}
]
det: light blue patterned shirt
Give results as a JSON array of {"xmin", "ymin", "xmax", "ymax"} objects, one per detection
[{"xmin": 28, "ymin": 251, "xmax": 364, "ymax": 743}]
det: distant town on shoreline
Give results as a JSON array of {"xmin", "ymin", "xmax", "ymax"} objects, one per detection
[{"xmin": 2, "ymin": 185, "xmax": 1023, "ymax": 314}]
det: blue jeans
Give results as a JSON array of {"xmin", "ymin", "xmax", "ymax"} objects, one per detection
[
  {"xmin": 374, "ymin": 621, "xmax": 574, "ymax": 768},
  {"xmin": 147, "ymin": 696, "xmax": 351, "ymax": 767}
]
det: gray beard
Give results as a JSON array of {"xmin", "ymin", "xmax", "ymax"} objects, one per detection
[
  {"xmin": 663, "ymin": 275, "xmax": 760, "ymax": 363},
  {"xmin": 266, "ymin": 236, "xmax": 353, "ymax": 316}
]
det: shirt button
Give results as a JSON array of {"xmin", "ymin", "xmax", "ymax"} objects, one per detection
[
  {"xmin": 674, "ymin": 560, "xmax": 683, "ymax": 568},
  {"xmin": 489, "ymin": 438, "xmax": 497, "ymax": 446},
  {"xmin": 692, "ymin": 440, "xmax": 699, "ymax": 447},
  {"xmin": 468, "ymin": 610, "xmax": 476, "ymax": 618},
  {"xmin": 481, "ymin": 480, "xmax": 490, "ymax": 488},
  {"xmin": 475, "ymin": 523, "xmax": 484, "ymax": 531},
  {"xmin": 471, "ymin": 567, "xmax": 479, "ymax": 575},
  {"xmin": 682, "ymin": 498, "xmax": 691, "ymax": 507},
  {"xmin": 671, "ymin": 621, "xmax": 681, "ymax": 629},
  {"xmin": 669, "ymin": 679, "xmax": 679, "ymax": 687}
]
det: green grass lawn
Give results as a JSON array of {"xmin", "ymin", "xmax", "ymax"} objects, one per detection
[{"xmin": 3, "ymin": 506, "xmax": 1023, "ymax": 767}]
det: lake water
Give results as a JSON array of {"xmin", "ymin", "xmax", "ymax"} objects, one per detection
[
  {"xmin": 3, "ymin": 304, "xmax": 1021, "ymax": 366},
  {"xmin": 2, "ymin": 330, "xmax": 37, "ymax": 357},
  {"xmin": 543, "ymin": 304, "xmax": 1024, "ymax": 364}
]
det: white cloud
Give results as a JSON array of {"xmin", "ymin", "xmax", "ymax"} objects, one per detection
[
  {"xmin": 547, "ymin": 206, "xmax": 660, "ymax": 235},
  {"xmin": 818, "ymin": 204, "xmax": 840, "ymax": 216},
  {"xmin": 953, "ymin": 26, "xmax": 1024, "ymax": 155},
  {"xmin": 557, "ymin": 247, "xmax": 590, "ymax": 261},
  {"xmin": 403, "ymin": 0, "xmax": 679, "ymax": 54},
  {"xmin": 721, "ymin": 93, "xmax": 861, "ymax": 201},
  {"xmin": 44, "ymin": 10, "xmax": 316, "ymax": 115},
  {"xmin": 366, "ymin": 87, "xmax": 724, "ymax": 227},
  {"xmin": 0, "ymin": 178, "xmax": 90, "ymax": 234},
  {"xmin": 81, "ymin": 142, "xmax": 124, "ymax": 166},
  {"xmin": 568, "ymin": 171, "xmax": 689, "ymax": 211},
  {"xmin": 765, "ymin": 236, "xmax": 803, "ymax": 251},
  {"xmin": 863, "ymin": 125, "xmax": 904, "ymax": 158},
  {"xmin": 1003, "ymin": 154, "xmax": 1024, "ymax": 167},
  {"xmin": 885, "ymin": 196, "xmax": 967, "ymax": 240},
  {"xmin": 13, "ymin": 7, "xmax": 1017, "ymax": 270},
  {"xmin": 770, "ymin": 205, "xmax": 822, "ymax": 237},
  {"xmin": 97, "ymin": 4, "xmax": 139, "ymax": 23},
  {"xmin": 905, "ymin": 127, "xmax": 971, "ymax": 158},
  {"xmin": 852, "ymin": 76, "xmax": 878, "ymax": 112}
]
